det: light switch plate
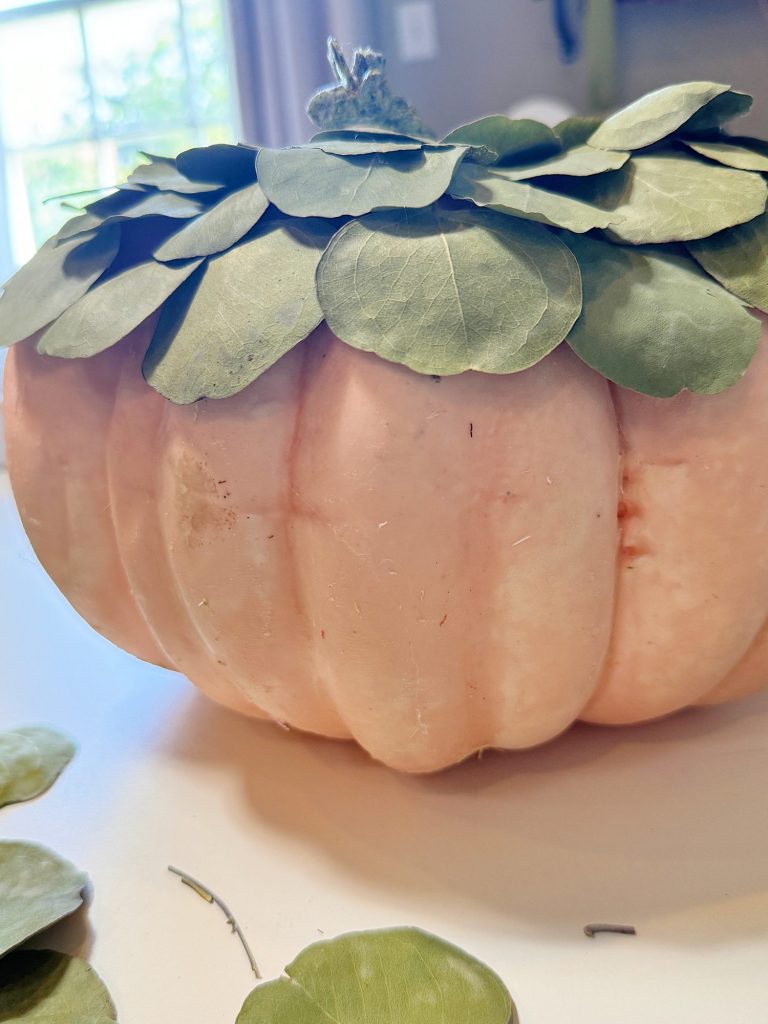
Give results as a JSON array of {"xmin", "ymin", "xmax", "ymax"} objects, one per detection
[{"xmin": 395, "ymin": 1, "xmax": 439, "ymax": 63}]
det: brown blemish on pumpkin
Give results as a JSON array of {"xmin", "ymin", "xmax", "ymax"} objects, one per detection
[
  {"xmin": 175, "ymin": 452, "xmax": 239, "ymax": 547},
  {"xmin": 439, "ymin": 613, "xmax": 448, "ymax": 626}
]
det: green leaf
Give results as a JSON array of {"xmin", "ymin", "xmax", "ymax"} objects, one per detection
[
  {"xmin": 57, "ymin": 191, "xmax": 207, "ymax": 241},
  {"xmin": 688, "ymin": 211, "xmax": 768, "ymax": 313},
  {"xmin": 493, "ymin": 144, "xmax": 629, "ymax": 180},
  {"xmin": 317, "ymin": 205, "xmax": 581, "ymax": 375},
  {"xmin": 154, "ymin": 183, "xmax": 269, "ymax": 261},
  {"xmin": 683, "ymin": 137, "xmax": 768, "ymax": 173},
  {"xmin": 0, "ymin": 727, "xmax": 75, "ymax": 808},
  {"xmin": 681, "ymin": 90, "xmax": 753, "ymax": 135},
  {"xmin": 236, "ymin": 928, "xmax": 516, "ymax": 1024},
  {"xmin": 38, "ymin": 258, "xmax": 202, "ymax": 358},
  {"xmin": 126, "ymin": 160, "xmax": 225, "ymax": 194},
  {"xmin": 564, "ymin": 233, "xmax": 760, "ymax": 396},
  {"xmin": 0, "ymin": 951, "xmax": 116, "ymax": 1023},
  {"xmin": 144, "ymin": 219, "xmax": 334, "ymax": 403},
  {"xmin": 0, "ymin": 843, "xmax": 87, "ymax": 956},
  {"xmin": 588, "ymin": 81, "xmax": 732, "ymax": 150},
  {"xmin": 257, "ymin": 145, "xmax": 466, "ymax": 218},
  {"xmin": 443, "ymin": 115, "xmax": 560, "ymax": 164},
  {"xmin": 450, "ymin": 161, "xmax": 623, "ymax": 232},
  {"xmin": 176, "ymin": 143, "xmax": 259, "ymax": 188},
  {"xmin": 308, "ymin": 135, "xmax": 424, "ymax": 155},
  {"xmin": 568, "ymin": 153, "xmax": 768, "ymax": 244},
  {"xmin": 0, "ymin": 227, "xmax": 120, "ymax": 347},
  {"xmin": 555, "ymin": 115, "xmax": 603, "ymax": 149}
]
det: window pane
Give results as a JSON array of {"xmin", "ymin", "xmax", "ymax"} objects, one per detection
[
  {"xmin": 0, "ymin": 13, "xmax": 91, "ymax": 148},
  {"xmin": 183, "ymin": 0, "xmax": 232, "ymax": 124},
  {"xmin": 84, "ymin": 0, "xmax": 188, "ymax": 134}
]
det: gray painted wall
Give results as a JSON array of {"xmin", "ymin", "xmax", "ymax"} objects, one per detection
[{"xmin": 373, "ymin": 0, "xmax": 768, "ymax": 136}]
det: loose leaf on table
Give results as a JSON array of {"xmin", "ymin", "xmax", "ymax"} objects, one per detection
[
  {"xmin": 0, "ymin": 226, "xmax": 120, "ymax": 347},
  {"xmin": 450, "ymin": 161, "xmax": 622, "ymax": 232},
  {"xmin": 564, "ymin": 233, "xmax": 760, "ymax": 396},
  {"xmin": 154, "ymin": 183, "xmax": 269, "ymax": 261},
  {"xmin": 317, "ymin": 205, "xmax": 581, "ymax": 375},
  {"xmin": 683, "ymin": 137, "xmax": 768, "ymax": 173},
  {"xmin": 443, "ymin": 115, "xmax": 560, "ymax": 164},
  {"xmin": 688, "ymin": 211, "xmax": 768, "ymax": 313},
  {"xmin": 144, "ymin": 218, "xmax": 335, "ymax": 403},
  {"xmin": 38, "ymin": 258, "xmax": 202, "ymax": 358},
  {"xmin": 568, "ymin": 153, "xmax": 768, "ymax": 244},
  {"xmin": 588, "ymin": 81, "xmax": 734, "ymax": 150},
  {"xmin": 126, "ymin": 160, "xmax": 225, "ymax": 194},
  {"xmin": 237, "ymin": 928, "xmax": 516, "ymax": 1024},
  {"xmin": 555, "ymin": 115, "xmax": 603, "ymax": 149},
  {"xmin": 0, "ymin": 727, "xmax": 75, "ymax": 808},
  {"xmin": 0, "ymin": 842, "xmax": 87, "ymax": 956},
  {"xmin": 257, "ymin": 145, "xmax": 465, "ymax": 217},
  {"xmin": 176, "ymin": 144, "xmax": 259, "ymax": 188},
  {"xmin": 0, "ymin": 951, "xmax": 116, "ymax": 1023}
]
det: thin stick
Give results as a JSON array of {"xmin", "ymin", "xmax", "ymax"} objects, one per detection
[
  {"xmin": 168, "ymin": 865, "xmax": 261, "ymax": 978},
  {"xmin": 583, "ymin": 923, "xmax": 636, "ymax": 938}
]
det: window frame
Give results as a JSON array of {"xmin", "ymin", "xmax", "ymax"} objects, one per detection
[{"xmin": 0, "ymin": 0, "xmax": 241, "ymax": 281}]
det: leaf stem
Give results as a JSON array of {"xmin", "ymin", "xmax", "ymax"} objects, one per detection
[
  {"xmin": 583, "ymin": 923, "xmax": 636, "ymax": 938},
  {"xmin": 168, "ymin": 865, "xmax": 261, "ymax": 978}
]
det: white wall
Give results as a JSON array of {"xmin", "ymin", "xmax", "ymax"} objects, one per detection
[{"xmin": 374, "ymin": 0, "xmax": 768, "ymax": 136}]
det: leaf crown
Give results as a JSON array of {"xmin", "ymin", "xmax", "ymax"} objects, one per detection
[{"xmin": 1, "ymin": 39, "xmax": 767, "ymax": 402}]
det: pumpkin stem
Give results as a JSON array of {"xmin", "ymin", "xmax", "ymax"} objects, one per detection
[
  {"xmin": 168, "ymin": 865, "xmax": 261, "ymax": 978},
  {"xmin": 306, "ymin": 37, "xmax": 435, "ymax": 138}
]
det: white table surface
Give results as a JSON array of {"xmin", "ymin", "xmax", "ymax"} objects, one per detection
[{"xmin": 1, "ymin": 470, "xmax": 767, "ymax": 1024}]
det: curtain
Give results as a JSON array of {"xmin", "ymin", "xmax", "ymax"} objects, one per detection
[{"xmin": 226, "ymin": 0, "xmax": 379, "ymax": 147}]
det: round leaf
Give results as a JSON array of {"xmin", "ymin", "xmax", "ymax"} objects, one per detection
[
  {"xmin": 0, "ymin": 950, "xmax": 116, "ymax": 1023},
  {"xmin": 688, "ymin": 211, "xmax": 768, "ymax": 313},
  {"xmin": 0, "ymin": 727, "xmax": 75, "ymax": 808},
  {"xmin": 569, "ymin": 153, "xmax": 768, "ymax": 244},
  {"xmin": 126, "ymin": 161, "xmax": 224, "ymax": 194},
  {"xmin": 154, "ymin": 183, "xmax": 269, "ymax": 261},
  {"xmin": 555, "ymin": 115, "xmax": 603, "ymax": 149},
  {"xmin": 502, "ymin": 144, "xmax": 629, "ymax": 180},
  {"xmin": 0, "ymin": 227, "xmax": 120, "ymax": 347},
  {"xmin": 237, "ymin": 928, "xmax": 516, "ymax": 1024},
  {"xmin": 57, "ymin": 191, "xmax": 208, "ymax": 241},
  {"xmin": 450, "ymin": 162, "xmax": 623, "ymax": 232},
  {"xmin": 176, "ymin": 143, "xmax": 259, "ymax": 187},
  {"xmin": 257, "ymin": 145, "xmax": 466, "ymax": 218},
  {"xmin": 588, "ymin": 81, "xmax": 731, "ymax": 150},
  {"xmin": 681, "ymin": 90, "xmax": 753, "ymax": 135},
  {"xmin": 144, "ymin": 219, "xmax": 335, "ymax": 403},
  {"xmin": 317, "ymin": 205, "xmax": 581, "ymax": 375},
  {"xmin": 38, "ymin": 258, "xmax": 202, "ymax": 358},
  {"xmin": 443, "ymin": 115, "xmax": 560, "ymax": 164},
  {"xmin": 0, "ymin": 842, "xmax": 87, "ymax": 956},
  {"xmin": 308, "ymin": 134, "xmax": 424, "ymax": 155},
  {"xmin": 683, "ymin": 138, "xmax": 768, "ymax": 173},
  {"xmin": 564, "ymin": 233, "xmax": 760, "ymax": 396}
]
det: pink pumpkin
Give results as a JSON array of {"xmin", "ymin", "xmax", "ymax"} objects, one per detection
[{"xmin": 5, "ymin": 313, "xmax": 768, "ymax": 772}]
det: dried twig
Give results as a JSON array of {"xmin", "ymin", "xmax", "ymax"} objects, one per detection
[
  {"xmin": 583, "ymin": 923, "xmax": 637, "ymax": 938},
  {"xmin": 168, "ymin": 865, "xmax": 261, "ymax": 978}
]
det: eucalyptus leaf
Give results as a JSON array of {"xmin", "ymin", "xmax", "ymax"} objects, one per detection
[
  {"xmin": 450, "ymin": 162, "xmax": 622, "ymax": 232},
  {"xmin": 144, "ymin": 219, "xmax": 334, "ymax": 403},
  {"xmin": 588, "ymin": 81, "xmax": 732, "ymax": 150},
  {"xmin": 38, "ymin": 258, "xmax": 202, "ymax": 358},
  {"xmin": 176, "ymin": 143, "xmax": 259, "ymax": 187},
  {"xmin": 568, "ymin": 153, "xmax": 768, "ymax": 244},
  {"xmin": 126, "ymin": 160, "xmax": 224, "ymax": 194},
  {"xmin": 494, "ymin": 144, "xmax": 629, "ymax": 180},
  {"xmin": 564, "ymin": 233, "xmax": 760, "ymax": 396},
  {"xmin": 0, "ymin": 227, "xmax": 120, "ymax": 347},
  {"xmin": 0, "ymin": 842, "xmax": 87, "ymax": 956},
  {"xmin": 257, "ymin": 145, "xmax": 466, "ymax": 218},
  {"xmin": 0, "ymin": 951, "xmax": 116, "ymax": 1023},
  {"xmin": 683, "ymin": 137, "xmax": 768, "ymax": 172},
  {"xmin": 0, "ymin": 727, "xmax": 75, "ymax": 808},
  {"xmin": 443, "ymin": 115, "xmax": 560, "ymax": 164},
  {"xmin": 57, "ymin": 191, "xmax": 207, "ymax": 240},
  {"xmin": 317, "ymin": 205, "xmax": 581, "ymax": 375},
  {"xmin": 307, "ymin": 136, "xmax": 424, "ymax": 155},
  {"xmin": 237, "ymin": 928, "xmax": 516, "ymax": 1024},
  {"xmin": 688, "ymin": 211, "xmax": 768, "ymax": 312},
  {"xmin": 154, "ymin": 183, "xmax": 269, "ymax": 261},
  {"xmin": 555, "ymin": 115, "xmax": 603, "ymax": 148},
  {"xmin": 681, "ymin": 89, "xmax": 752, "ymax": 134}
]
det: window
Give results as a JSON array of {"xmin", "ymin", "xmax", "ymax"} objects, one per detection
[{"xmin": 0, "ymin": 0, "xmax": 240, "ymax": 280}]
